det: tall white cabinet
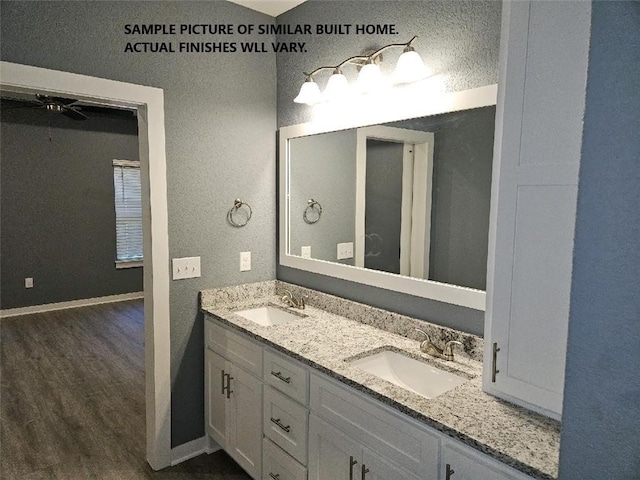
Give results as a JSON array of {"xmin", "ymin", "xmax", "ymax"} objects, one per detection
[{"xmin": 484, "ymin": 0, "xmax": 592, "ymax": 418}]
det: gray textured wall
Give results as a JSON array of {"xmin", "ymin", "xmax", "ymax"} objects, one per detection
[
  {"xmin": 0, "ymin": 1, "xmax": 276, "ymax": 447},
  {"xmin": 559, "ymin": 2, "xmax": 640, "ymax": 478},
  {"xmin": 0, "ymin": 106, "xmax": 142, "ymax": 309},
  {"xmin": 276, "ymin": 0, "xmax": 500, "ymax": 335},
  {"xmin": 390, "ymin": 106, "xmax": 495, "ymax": 291},
  {"xmin": 289, "ymin": 129, "xmax": 356, "ymax": 264}
]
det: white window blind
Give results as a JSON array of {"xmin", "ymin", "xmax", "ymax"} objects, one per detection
[{"xmin": 113, "ymin": 160, "xmax": 143, "ymax": 265}]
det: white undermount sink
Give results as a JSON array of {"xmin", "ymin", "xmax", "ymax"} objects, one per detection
[
  {"xmin": 351, "ymin": 349, "xmax": 467, "ymax": 399},
  {"xmin": 234, "ymin": 306, "xmax": 301, "ymax": 327}
]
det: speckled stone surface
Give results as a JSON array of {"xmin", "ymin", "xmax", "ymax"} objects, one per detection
[{"xmin": 201, "ymin": 281, "xmax": 560, "ymax": 480}]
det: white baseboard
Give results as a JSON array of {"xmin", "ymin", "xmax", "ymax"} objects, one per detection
[
  {"xmin": 170, "ymin": 436, "xmax": 221, "ymax": 466},
  {"xmin": 0, "ymin": 291, "xmax": 144, "ymax": 319}
]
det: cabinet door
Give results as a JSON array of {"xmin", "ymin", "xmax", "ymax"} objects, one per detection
[
  {"xmin": 484, "ymin": 0, "xmax": 591, "ymax": 417},
  {"xmin": 205, "ymin": 348, "xmax": 228, "ymax": 447},
  {"xmin": 441, "ymin": 440, "xmax": 533, "ymax": 480},
  {"xmin": 361, "ymin": 448, "xmax": 424, "ymax": 480},
  {"xmin": 308, "ymin": 414, "xmax": 361, "ymax": 480},
  {"xmin": 228, "ymin": 363, "xmax": 263, "ymax": 480}
]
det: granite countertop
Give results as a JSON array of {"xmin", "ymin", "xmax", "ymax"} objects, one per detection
[{"xmin": 201, "ymin": 282, "xmax": 560, "ymax": 480}]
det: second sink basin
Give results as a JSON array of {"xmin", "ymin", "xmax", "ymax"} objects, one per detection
[
  {"xmin": 234, "ymin": 305, "xmax": 302, "ymax": 327},
  {"xmin": 350, "ymin": 349, "xmax": 467, "ymax": 399}
]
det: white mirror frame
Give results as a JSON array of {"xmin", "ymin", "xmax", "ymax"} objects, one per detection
[{"xmin": 279, "ymin": 84, "xmax": 498, "ymax": 311}]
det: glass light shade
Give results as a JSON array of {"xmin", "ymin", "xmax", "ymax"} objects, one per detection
[
  {"xmin": 294, "ymin": 80, "xmax": 322, "ymax": 105},
  {"xmin": 323, "ymin": 72, "xmax": 350, "ymax": 101},
  {"xmin": 357, "ymin": 63, "xmax": 383, "ymax": 93},
  {"xmin": 393, "ymin": 50, "xmax": 431, "ymax": 84}
]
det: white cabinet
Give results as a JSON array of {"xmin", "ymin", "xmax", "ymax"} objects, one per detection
[
  {"xmin": 205, "ymin": 322, "xmax": 263, "ymax": 479},
  {"xmin": 308, "ymin": 415, "xmax": 418, "ymax": 480},
  {"xmin": 309, "ymin": 373, "xmax": 439, "ymax": 480},
  {"xmin": 484, "ymin": 0, "xmax": 592, "ymax": 418},
  {"xmin": 441, "ymin": 439, "xmax": 533, "ymax": 480}
]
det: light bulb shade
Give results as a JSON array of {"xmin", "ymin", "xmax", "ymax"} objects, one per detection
[
  {"xmin": 323, "ymin": 72, "xmax": 350, "ymax": 101},
  {"xmin": 393, "ymin": 50, "xmax": 431, "ymax": 84},
  {"xmin": 294, "ymin": 80, "xmax": 322, "ymax": 105},
  {"xmin": 357, "ymin": 63, "xmax": 383, "ymax": 93}
]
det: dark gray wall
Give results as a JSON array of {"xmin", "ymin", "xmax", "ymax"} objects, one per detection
[
  {"xmin": 391, "ymin": 106, "xmax": 495, "ymax": 291},
  {"xmin": 559, "ymin": 2, "xmax": 640, "ymax": 478},
  {"xmin": 1, "ymin": 1, "xmax": 276, "ymax": 447},
  {"xmin": 0, "ymin": 105, "xmax": 142, "ymax": 309},
  {"xmin": 276, "ymin": 0, "xmax": 501, "ymax": 335}
]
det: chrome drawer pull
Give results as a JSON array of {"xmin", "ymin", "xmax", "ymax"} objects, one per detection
[
  {"xmin": 270, "ymin": 371, "xmax": 292, "ymax": 384},
  {"xmin": 270, "ymin": 417, "xmax": 291, "ymax": 433},
  {"xmin": 362, "ymin": 464, "xmax": 370, "ymax": 479},
  {"xmin": 269, "ymin": 473, "xmax": 280, "ymax": 480},
  {"xmin": 221, "ymin": 370, "xmax": 226, "ymax": 395}
]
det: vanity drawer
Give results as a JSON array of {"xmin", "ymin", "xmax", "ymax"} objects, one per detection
[
  {"xmin": 264, "ymin": 386, "xmax": 309, "ymax": 465},
  {"xmin": 263, "ymin": 438, "xmax": 307, "ymax": 480},
  {"xmin": 309, "ymin": 373, "xmax": 440, "ymax": 479},
  {"xmin": 264, "ymin": 349, "xmax": 309, "ymax": 405},
  {"xmin": 205, "ymin": 318, "xmax": 262, "ymax": 376}
]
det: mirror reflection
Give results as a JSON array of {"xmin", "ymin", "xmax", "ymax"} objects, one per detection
[{"xmin": 287, "ymin": 105, "xmax": 495, "ymax": 291}]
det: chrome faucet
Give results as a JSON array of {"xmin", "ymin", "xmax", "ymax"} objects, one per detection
[
  {"xmin": 415, "ymin": 329, "xmax": 463, "ymax": 361},
  {"xmin": 281, "ymin": 289, "xmax": 306, "ymax": 310}
]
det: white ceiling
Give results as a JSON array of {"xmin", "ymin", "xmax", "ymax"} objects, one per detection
[{"xmin": 226, "ymin": 0, "xmax": 307, "ymax": 17}]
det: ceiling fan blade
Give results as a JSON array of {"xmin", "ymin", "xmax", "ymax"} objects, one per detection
[
  {"xmin": 35, "ymin": 93, "xmax": 77, "ymax": 106},
  {"xmin": 50, "ymin": 96, "xmax": 79, "ymax": 106},
  {"xmin": 61, "ymin": 107, "xmax": 88, "ymax": 121}
]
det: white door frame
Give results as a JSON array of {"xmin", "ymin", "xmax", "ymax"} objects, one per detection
[
  {"xmin": 0, "ymin": 61, "xmax": 172, "ymax": 469},
  {"xmin": 355, "ymin": 126, "xmax": 434, "ymax": 277}
]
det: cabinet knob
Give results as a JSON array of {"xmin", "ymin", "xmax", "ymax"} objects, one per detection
[
  {"xmin": 349, "ymin": 455, "xmax": 357, "ymax": 480},
  {"xmin": 446, "ymin": 463, "xmax": 455, "ymax": 479}
]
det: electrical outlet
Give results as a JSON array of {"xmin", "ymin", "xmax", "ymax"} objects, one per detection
[
  {"xmin": 337, "ymin": 242, "xmax": 354, "ymax": 260},
  {"xmin": 25, "ymin": 277, "xmax": 34, "ymax": 288},
  {"xmin": 172, "ymin": 257, "xmax": 201, "ymax": 280},
  {"xmin": 301, "ymin": 246, "xmax": 311, "ymax": 258},
  {"xmin": 240, "ymin": 251, "xmax": 251, "ymax": 272}
]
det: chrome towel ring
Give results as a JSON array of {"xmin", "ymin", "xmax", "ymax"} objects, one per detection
[
  {"xmin": 303, "ymin": 199, "xmax": 323, "ymax": 224},
  {"xmin": 228, "ymin": 198, "xmax": 252, "ymax": 227}
]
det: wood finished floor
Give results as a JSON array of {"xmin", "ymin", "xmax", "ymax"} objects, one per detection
[{"xmin": 1, "ymin": 300, "xmax": 251, "ymax": 479}]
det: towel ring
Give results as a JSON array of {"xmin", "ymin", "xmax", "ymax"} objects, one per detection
[
  {"xmin": 303, "ymin": 199, "xmax": 323, "ymax": 224},
  {"xmin": 228, "ymin": 199, "xmax": 252, "ymax": 227}
]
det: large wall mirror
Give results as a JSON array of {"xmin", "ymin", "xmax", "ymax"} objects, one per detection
[{"xmin": 279, "ymin": 85, "xmax": 497, "ymax": 310}]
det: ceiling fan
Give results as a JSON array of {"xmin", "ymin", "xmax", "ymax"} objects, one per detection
[{"xmin": 1, "ymin": 94, "xmax": 90, "ymax": 121}]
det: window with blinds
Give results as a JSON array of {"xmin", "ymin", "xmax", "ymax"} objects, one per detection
[{"xmin": 113, "ymin": 159, "xmax": 143, "ymax": 267}]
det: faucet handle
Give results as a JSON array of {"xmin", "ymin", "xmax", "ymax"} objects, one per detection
[{"xmin": 443, "ymin": 340, "xmax": 463, "ymax": 360}]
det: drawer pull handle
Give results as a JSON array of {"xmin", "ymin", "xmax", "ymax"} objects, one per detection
[
  {"xmin": 220, "ymin": 369, "xmax": 226, "ymax": 396},
  {"xmin": 362, "ymin": 464, "xmax": 370, "ymax": 479},
  {"xmin": 270, "ymin": 417, "xmax": 291, "ymax": 433},
  {"xmin": 271, "ymin": 371, "xmax": 292, "ymax": 384},
  {"xmin": 269, "ymin": 474, "xmax": 280, "ymax": 480},
  {"xmin": 349, "ymin": 456, "xmax": 358, "ymax": 480},
  {"xmin": 225, "ymin": 373, "xmax": 233, "ymax": 399},
  {"xmin": 446, "ymin": 463, "xmax": 455, "ymax": 479}
]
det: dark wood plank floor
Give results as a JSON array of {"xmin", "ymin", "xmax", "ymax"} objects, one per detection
[{"xmin": 1, "ymin": 300, "xmax": 251, "ymax": 479}]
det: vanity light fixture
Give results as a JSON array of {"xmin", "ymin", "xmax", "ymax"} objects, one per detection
[{"xmin": 293, "ymin": 36, "xmax": 430, "ymax": 105}]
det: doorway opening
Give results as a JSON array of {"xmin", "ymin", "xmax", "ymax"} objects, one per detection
[{"xmin": 0, "ymin": 61, "xmax": 172, "ymax": 469}]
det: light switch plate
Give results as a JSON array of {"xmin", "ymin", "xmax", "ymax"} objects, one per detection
[
  {"xmin": 172, "ymin": 256, "xmax": 201, "ymax": 280},
  {"xmin": 337, "ymin": 242, "xmax": 354, "ymax": 260},
  {"xmin": 25, "ymin": 277, "xmax": 34, "ymax": 288},
  {"xmin": 240, "ymin": 251, "xmax": 251, "ymax": 271},
  {"xmin": 301, "ymin": 246, "xmax": 311, "ymax": 258}
]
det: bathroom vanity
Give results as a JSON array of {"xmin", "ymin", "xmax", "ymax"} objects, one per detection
[{"xmin": 201, "ymin": 281, "xmax": 560, "ymax": 480}]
